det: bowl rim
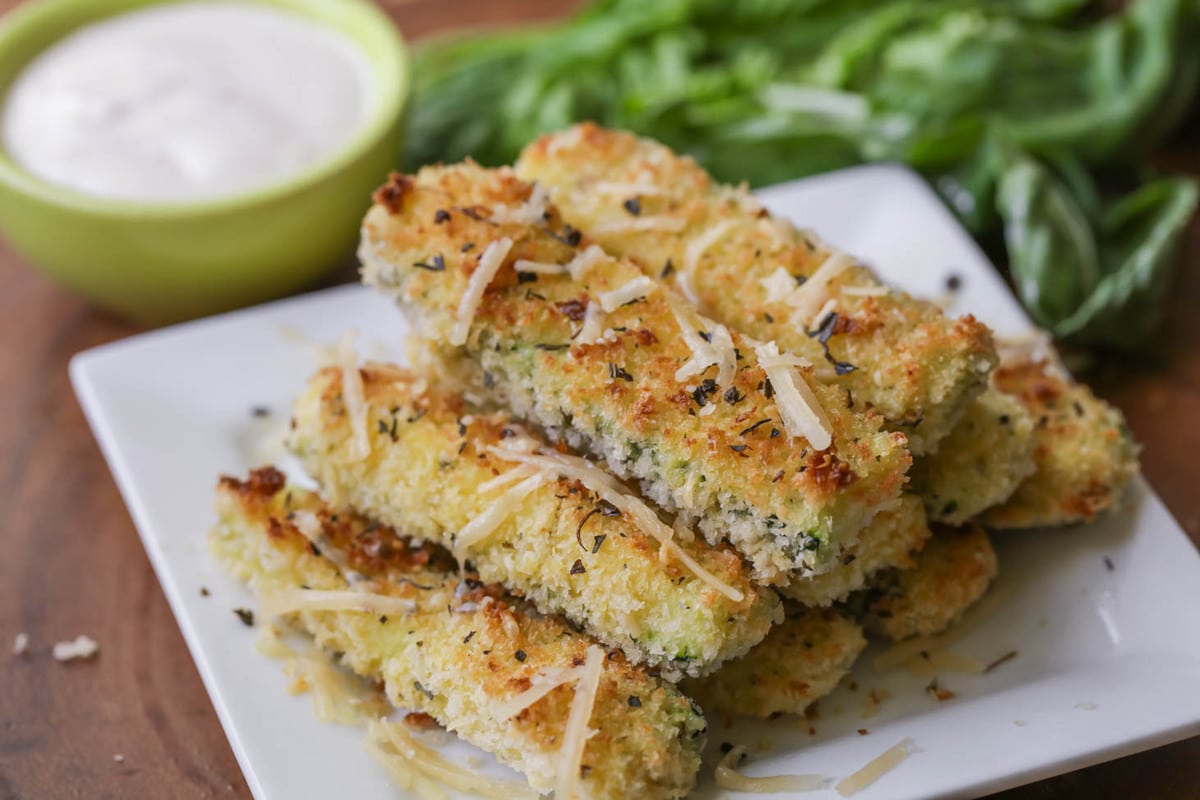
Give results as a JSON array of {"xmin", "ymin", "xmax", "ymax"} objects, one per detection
[{"xmin": 0, "ymin": 0, "xmax": 409, "ymax": 219}]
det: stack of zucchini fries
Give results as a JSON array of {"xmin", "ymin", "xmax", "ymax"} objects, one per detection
[{"xmin": 211, "ymin": 125, "xmax": 1139, "ymax": 799}]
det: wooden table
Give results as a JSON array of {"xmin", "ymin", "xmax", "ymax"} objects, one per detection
[{"xmin": 1, "ymin": 1, "xmax": 1198, "ymax": 797}]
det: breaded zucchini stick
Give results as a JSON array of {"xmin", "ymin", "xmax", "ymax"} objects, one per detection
[
  {"xmin": 289, "ymin": 363, "xmax": 780, "ymax": 677},
  {"xmin": 358, "ymin": 164, "xmax": 910, "ymax": 581},
  {"xmin": 780, "ymin": 495, "xmax": 931, "ymax": 607},
  {"xmin": 211, "ymin": 469, "xmax": 706, "ymax": 799},
  {"xmin": 983, "ymin": 358, "xmax": 1139, "ymax": 528},
  {"xmin": 683, "ymin": 607, "xmax": 866, "ymax": 719},
  {"xmin": 850, "ymin": 524, "xmax": 998, "ymax": 641},
  {"xmin": 911, "ymin": 389, "xmax": 1037, "ymax": 525},
  {"xmin": 515, "ymin": 124, "xmax": 997, "ymax": 454}
]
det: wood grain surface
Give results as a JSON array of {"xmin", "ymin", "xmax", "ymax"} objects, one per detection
[{"xmin": 1, "ymin": 1, "xmax": 1197, "ymax": 798}]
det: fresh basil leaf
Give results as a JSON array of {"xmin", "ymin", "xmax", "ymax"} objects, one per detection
[{"xmin": 1055, "ymin": 177, "xmax": 1198, "ymax": 348}]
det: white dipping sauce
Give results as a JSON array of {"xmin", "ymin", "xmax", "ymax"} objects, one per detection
[{"xmin": 2, "ymin": 2, "xmax": 376, "ymax": 202}]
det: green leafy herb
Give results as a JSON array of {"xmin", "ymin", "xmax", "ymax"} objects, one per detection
[{"xmin": 406, "ymin": 0, "xmax": 1199, "ymax": 349}]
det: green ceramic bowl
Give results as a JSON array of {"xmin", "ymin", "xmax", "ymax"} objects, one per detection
[{"xmin": 0, "ymin": 0, "xmax": 408, "ymax": 323}]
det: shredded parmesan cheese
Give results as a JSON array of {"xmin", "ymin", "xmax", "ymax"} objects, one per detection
[
  {"xmin": 338, "ymin": 330, "xmax": 370, "ymax": 460},
  {"xmin": 367, "ymin": 718, "xmax": 539, "ymax": 800},
  {"xmin": 810, "ymin": 298, "xmax": 837, "ymax": 331},
  {"xmin": 683, "ymin": 220, "xmax": 734, "ymax": 276},
  {"xmin": 450, "ymin": 238, "xmax": 513, "ymax": 346},
  {"xmin": 490, "ymin": 183, "xmax": 548, "ymax": 225},
  {"xmin": 715, "ymin": 745, "xmax": 829, "ymax": 793},
  {"xmin": 835, "ymin": 739, "xmax": 918, "ymax": 796},
  {"xmin": 554, "ymin": 645, "xmax": 604, "ymax": 800},
  {"xmin": 590, "ymin": 215, "xmax": 687, "ymax": 235},
  {"xmin": 493, "ymin": 664, "xmax": 585, "ymax": 720},
  {"xmin": 667, "ymin": 294, "xmax": 735, "ymax": 386},
  {"xmin": 567, "ymin": 245, "xmax": 607, "ymax": 282},
  {"xmin": 785, "ymin": 250, "xmax": 854, "ymax": 323},
  {"xmin": 513, "ymin": 259, "xmax": 567, "ymax": 274},
  {"xmin": 454, "ymin": 471, "xmax": 549, "ymax": 555},
  {"xmin": 597, "ymin": 275, "xmax": 656, "ymax": 312},
  {"xmin": 259, "ymin": 589, "xmax": 418, "ymax": 620},
  {"xmin": 488, "ymin": 443, "xmax": 744, "ymax": 601},
  {"xmin": 478, "ymin": 463, "xmax": 541, "ymax": 494},
  {"xmin": 575, "ymin": 301, "xmax": 605, "ymax": 345},
  {"xmin": 12, "ymin": 632, "xmax": 28, "ymax": 655},
  {"xmin": 674, "ymin": 271, "xmax": 703, "ymax": 308},
  {"xmin": 841, "ymin": 285, "xmax": 889, "ymax": 297},
  {"xmin": 754, "ymin": 341, "xmax": 833, "ymax": 450},
  {"xmin": 52, "ymin": 635, "xmax": 99, "ymax": 661},
  {"xmin": 284, "ymin": 654, "xmax": 388, "ymax": 724},
  {"xmin": 759, "ymin": 267, "xmax": 797, "ymax": 303}
]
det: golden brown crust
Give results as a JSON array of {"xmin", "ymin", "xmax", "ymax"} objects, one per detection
[
  {"xmin": 781, "ymin": 495, "xmax": 932, "ymax": 607},
  {"xmin": 210, "ymin": 472, "xmax": 707, "ymax": 798},
  {"xmin": 683, "ymin": 607, "xmax": 866, "ymax": 718},
  {"xmin": 515, "ymin": 124, "xmax": 997, "ymax": 454},
  {"xmin": 855, "ymin": 524, "xmax": 998, "ymax": 641},
  {"xmin": 287, "ymin": 364, "xmax": 780, "ymax": 675},
  {"xmin": 358, "ymin": 161, "xmax": 910, "ymax": 581},
  {"xmin": 911, "ymin": 389, "xmax": 1037, "ymax": 525},
  {"xmin": 983, "ymin": 360, "xmax": 1139, "ymax": 528}
]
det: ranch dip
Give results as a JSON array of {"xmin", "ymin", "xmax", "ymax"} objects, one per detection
[{"xmin": 2, "ymin": 2, "xmax": 376, "ymax": 203}]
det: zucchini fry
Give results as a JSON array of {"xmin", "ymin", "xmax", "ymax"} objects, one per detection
[
  {"xmin": 684, "ymin": 607, "xmax": 866, "ymax": 719},
  {"xmin": 211, "ymin": 469, "xmax": 706, "ymax": 799},
  {"xmin": 850, "ymin": 524, "xmax": 998, "ymax": 641},
  {"xmin": 911, "ymin": 389, "xmax": 1037, "ymax": 525},
  {"xmin": 515, "ymin": 124, "xmax": 997, "ymax": 454},
  {"xmin": 780, "ymin": 495, "xmax": 931, "ymax": 608},
  {"xmin": 289, "ymin": 363, "xmax": 780, "ymax": 677},
  {"xmin": 358, "ymin": 164, "xmax": 909, "ymax": 581},
  {"xmin": 983, "ymin": 358, "xmax": 1139, "ymax": 528}
]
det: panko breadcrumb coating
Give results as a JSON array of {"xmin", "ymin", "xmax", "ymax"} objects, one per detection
[
  {"xmin": 684, "ymin": 606, "xmax": 866, "ymax": 718},
  {"xmin": 911, "ymin": 389, "xmax": 1037, "ymax": 525},
  {"xmin": 781, "ymin": 495, "xmax": 931, "ymax": 607},
  {"xmin": 983, "ymin": 358, "xmax": 1139, "ymax": 528},
  {"xmin": 358, "ymin": 163, "xmax": 909, "ymax": 582},
  {"xmin": 516, "ymin": 124, "xmax": 997, "ymax": 454},
  {"xmin": 288, "ymin": 363, "xmax": 780, "ymax": 677},
  {"xmin": 852, "ymin": 524, "xmax": 998, "ymax": 641},
  {"xmin": 210, "ymin": 469, "xmax": 706, "ymax": 799}
]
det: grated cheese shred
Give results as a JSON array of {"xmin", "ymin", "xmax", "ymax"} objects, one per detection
[
  {"xmin": 367, "ymin": 718, "xmax": 539, "ymax": 800},
  {"xmin": 683, "ymin": 220, "xmax": 734, "ymax": 276},
  {"xmin": 576, "ymin": 301, "xmax": 605, "ymax": 344},
  {"xmin": 567, "ymin": 245, "xmax": 607, "ymax": 282},
  {"xmin": 810, "ymin": 298, "xmax": 837, "ymax": 331},
  {"xmin": 754, "ymin": 341, "xmax": 833, "ymax": 450},
  {"xmin": 597, "ymin": 275, "xmax": 656, "ymax": 312},
  {"xmin": 835, "ymin": 739, "xmax": 918, "ymax": 796},
  {"xmin": 667, "ymin": 294, "xmax": 736, "ymax": 387},
  {"xmin": 488, "ymin": 442, "xmax": 745, "ymax": 601},
  {"xmin": 489, "ymin": 182, "xmax": 548, "ymax": 225},
  {"xmin": 259, "ymin": 589, "xmax": 418, "ymax": 620},
  {"xmin": 450, "ymin": 238, "xmax": 513, "ymax": 346},
  {"xmin": 715, "ymin": 745, "xmax": 829, "ymax": 793},
  {"xmin": 453, "ymin": 470, "xmax": 549, "ymax": 556},
  {"xmin": 785, "ymin": 250, "xmax": 853, "ymax": 323},
  {"xmin": 841, "ymin": 285, "xmax": 889, "ymax": 297},
  {"xmin": 52, "ymin": 635, "xmax": 99, "ymax": 661},
  {"xmin": 759, "ymin": 267, "xmax": 797, "ymax": 303},
  {"xmin": 554, "ymin": 645, "xmax": 604, "ymax": 800},
  {"xmin": 493, "ymin": 665, "xmax": 586, "ymax": 721},
  {"xmin": 338, "ymin": 330, "xmax": 370, "ymax": 460}
]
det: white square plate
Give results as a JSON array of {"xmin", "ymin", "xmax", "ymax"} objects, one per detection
[{"xmin": 71, "ymin": 164, "xmax": 1200, "ymax": 799}]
